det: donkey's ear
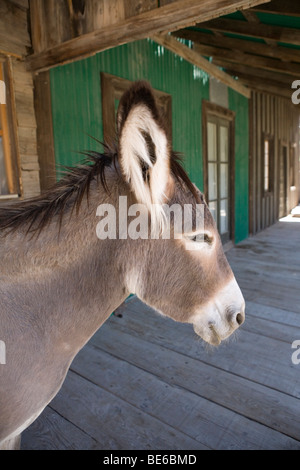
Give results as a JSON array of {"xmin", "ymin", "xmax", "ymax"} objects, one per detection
[{"xmin": 116, "ymin": 81, "xmax": 171, "ymax": 228}]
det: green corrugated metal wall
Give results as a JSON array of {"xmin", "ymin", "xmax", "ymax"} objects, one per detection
[
  {"xmin": 49, "ymin": 38, "xmax": 248, "ymax": 243},
  {"xmin": 228, "ymin": 89, "xmax": 249, "ymax": 243}
]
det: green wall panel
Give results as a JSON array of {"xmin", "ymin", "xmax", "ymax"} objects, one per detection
[{"xmin": 228, "ymin": 88, "xmax": 249, "ymax": 244}]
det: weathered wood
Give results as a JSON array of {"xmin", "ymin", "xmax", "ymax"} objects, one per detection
[
  {"xmin": 214, "ymin": 60, "xmax": 296, "ymax": 87},
  {"xmin": 21, "ymin": 406, "xmax": 98, "ymax": 450},
  {"xmin": 33, "ymin": 71, "xmax": 56, "ymax": 191},
  {"xmin": 51, "ymin": 371, "xmax": 208, "ymax": 450},
  {"xmin": 252, "ymin": 0, "xmax": 300, "ymax": 17},
  {"xmin": 174, "ymin": 29, "xmax": 300, "ymax": 64},
  {"xmin": 85, "ymin": 324, "xmax": 300, "ymax": 440},
  {"xmin": 102, "ymin": 303, "xmax": 300, "ymax": 398},
  {"xmin": 195, "ymin": 43, "xmax": 300, "ymax": 76},
  {"xmin": 199, "ymin": 17, "xmax": 300, "ymax": 46},
  {"xmin": 69, "ymin": 343, "xmax": 299, "ymax": 450},
  {"xmin": 26, "ymin": 0, "xmax": 271, "ymax": 72},
  {"xmin": 236, "ymin": 75, "xmax": 291, "ymax": 101},
  {"xmin": 0, "ymin": 0, "xmax": 30, "ymax": 57},
  {"xmin": 248, "ymin": 87, "xmax": 300, "ymax": 234},
  {"xmin": 152, "ymin": 34, "xmax": 251, "ymax": 98}
]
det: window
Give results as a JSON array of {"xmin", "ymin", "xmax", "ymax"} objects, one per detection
[
  {"xmin": 262, "ymin": 135, "xmax": 274, "ymax": 194},
  {"xmin": 0, "ymin": 61, "xmax": 19, "ymax": 199}
]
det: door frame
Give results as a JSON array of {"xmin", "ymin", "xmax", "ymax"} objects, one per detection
[
  {"xmin": 202, "ymin": 100, "xmax": 235, "ymax": 243},
  {"xmin": 278, "ymin": 140, "xmax": 289, "ymax": 218}
]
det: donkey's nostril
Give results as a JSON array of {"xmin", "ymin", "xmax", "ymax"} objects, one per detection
[{"xmin": 236, "ymin": 312, "xmax": 244, "ymax": 326}]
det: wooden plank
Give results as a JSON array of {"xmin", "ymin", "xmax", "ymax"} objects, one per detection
[
  {"xmin": 2, "ymin": 58, "xmax": 22, "ymax": 196},
  {"xmin": 33, "ymin": 71, "xmax": 56, "ymax": 191},
  {"xmin": 88, "ymin": 320, "xmax": 300, "ymax": 441},
  {"xmin": 21, "ymin": 406, "xmax": 98, "ymax": 450},
  {"xmin": 124, "ymin": 0, "xmax": 157, "ymax": 18},
  {"xmin": 109, "ymin": 301, "xmax": 300, "ymax": 397},
  {"xmin": 245, "ymin": 300, "xmax": 300, "ymax": 328},
  {"xmin": 199, "ymin": 17, "xmax": 300, "ymax": 46},
  {"xmin": 29, "ymin": 0, "xmax": 48, "ymax": 53},
  {"xmin": 252, "ymin": 0, "xmax": 300, "ymax": 17},
  {"xmin": 69, "ymin": 342, "xmax": 299, "ymax": 450},
  {"xmin": 175, "ymin": 28, "xmax": 300, "ymax": 64},
  {"xmin": 0, "ymin": 63, "xmax": 15, "ymax": 193},
  {"xmin": 50, "ymin": 371, "xmax": 208, "ymax": 450},
  {"xmin": 10, "ymin": 0, "xmax": 29, "ymax": 10},
  {"xmin": 214, "ymin": 60, "xmax": 295, "ymax": 86},
  {"xmin": 191, "ymin": 43, "xmax": 300, "ymax": 76},
  {"xmin": 0, "ymin": 0, "xmax": 30, "ymax": 57},
  {"xmin": 152, "ymin": 34, "xmax": 250, "ymax": 98},
  {"xmin": 26, "ymin": 0, "xmax": 271, "ymax": 72}
]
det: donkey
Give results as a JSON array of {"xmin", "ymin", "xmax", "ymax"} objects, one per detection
[{"xmin": 0, "ymin": 81, "xmax": 245, "ymax": 449}]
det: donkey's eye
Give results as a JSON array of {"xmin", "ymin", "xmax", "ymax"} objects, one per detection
[{"xmin": 188, "ymin": 233, "xmax": 214, "ymax": 244}]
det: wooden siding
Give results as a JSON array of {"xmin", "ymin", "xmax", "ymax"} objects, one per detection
[
  {"xmin": 249, "ymin": 91, "xmax": 300, "ymax": 235},
  {"xmin": 22, "ymin": 220, "xmax": 300, "ymax": 450},
  {"xmin": 0, "ymin": 0, "xmax": 40, "ymax": 199}
]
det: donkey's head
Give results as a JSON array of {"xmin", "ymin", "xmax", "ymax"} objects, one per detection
[{"xmin": 115, "ymin": 81, "xmax": 245, "ymax": 346}]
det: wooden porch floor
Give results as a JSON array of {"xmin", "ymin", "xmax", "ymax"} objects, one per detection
[{"xmin": 22, "ymin": 220, "xmax": 300, "ymax": 450}]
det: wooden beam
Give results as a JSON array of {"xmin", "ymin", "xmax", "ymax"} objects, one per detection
[
  {"xmin": 152, "ymin": 33, "xmax": 251, "ymax": 98},
  {"xmin": 212, "ymin": 57, "xmax": 296, "ymax": 86},
  {"xmin": 224, "ymin": 70, "xmax": 292, "ymax": 99},
  {"xmin": 199, "ymin": 18, "xmax": 300, "ymax": 46},
  {"xmin": 241, "ymin": 8, "xmax": 277, "ymax": 47},
  {"xmin": 174, "ymin": 29, "xmax": 300, "ymax": 63},
  {"xmin": 252, "ymin": 0, "xmax": 300, "ymax": 17},
  {"xmin": 26, "ymin": 0, "xmax": 271, "ymax": 72},
  {"xmin": 192, "ymin": 43, "xmax": 300, "ymax": 76}
]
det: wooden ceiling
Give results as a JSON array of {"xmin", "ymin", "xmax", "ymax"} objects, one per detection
[
  {"xmin": 26, "ymin": 0, "xmax": 299, "ymax": 99},
  {"xmin": 172, "ymin": 0, "xmax": 300, "ymax": 99}
]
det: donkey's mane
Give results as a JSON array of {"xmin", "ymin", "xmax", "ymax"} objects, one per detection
[{"xmin": 0, "ymin": 148, "xmax": 200, "ymax": 236}]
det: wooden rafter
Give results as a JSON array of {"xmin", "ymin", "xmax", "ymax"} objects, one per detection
[
  {"xmin": 225, "ymin": 71, "xmax": 293, "ymax": 99},
  {"xmin": 252, "ymin": 0, "xmax": 300, "ymax": 17},
  {"xmin": 211, "ymin": 58, "xmax": 296, "ymax": 98},
  {"xmin": 152, "ymin": 33, "xmax": 251, "ymax": 98},
  {"xmin": 212, "ymin": 58, "xmax": 296, "ymax": 85},
  {"xmin": 192, "ymin": 43, "xmax": 300, "ymax": 76},
  {"xmin": 198, "ymin": 18, "xmax": 300, "ymax": 46},
  {"xmin": 174, "ymin": 29, "xmax": 300, "ymax": 63},
  {"xmin": 26, "ymin": 0, "xmax": 271, "ymax": 72}
]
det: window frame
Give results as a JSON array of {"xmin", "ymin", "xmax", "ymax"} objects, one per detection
[
  {"xmin": 289, "ymin": 142, "xmax": 297, "ymax": 189},
  {"xmin": 202, "ymin": 100, "xmax": 235, "ymax": 244},
  {"xmin": 0, "ymin": 57, "xmax": 20, "ymax": 200},
  {"xmin": 261, "ymin": 133, "xmax": 274, "ymax": 196}
]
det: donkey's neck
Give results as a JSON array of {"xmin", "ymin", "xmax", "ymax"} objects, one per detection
[{"xmin": 0, "ymin": 184, "xmax": 130, "ymax": 355}]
